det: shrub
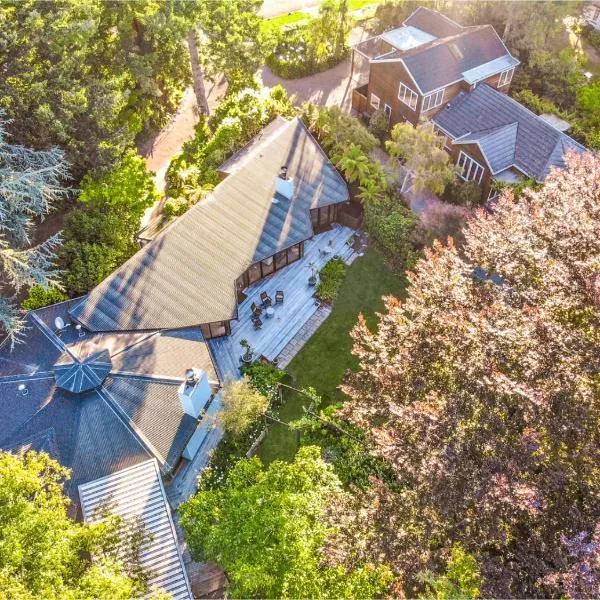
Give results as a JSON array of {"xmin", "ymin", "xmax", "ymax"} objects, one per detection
[
  {"xmin": 512, "ymin": 89, "xmax": 564, "ymax": 116},
  {"xmin": 368, "ymin": 108, "xmax": 390, "ymax": 139},
  {"xmin": 443, "ymin": 180, "xmax": 484, "ymax": 208},
  {"xmin": 582, "ymin": 24, "xmax": 600, "ymax": 51},
  {"xmin": 163, "ymin": 196, "xmax": 189, "ymax": 218},
  {"xmin": 22, "ymin": 286, "xmax": 68, "ymax": 311},
  {"xmin": 240, "ymin": 361, "xmax": 286, "ymax": 398},
  {"xmin": 364, "ymin": 198, "xmax": 420, "ymax": 271},
  {"xmin": 315, "ymin": 258, "xmax": 347, "ymax": 302},
  {"xmin": 218, "ymin": 376, "xmax": 270, "ymax": 437}
]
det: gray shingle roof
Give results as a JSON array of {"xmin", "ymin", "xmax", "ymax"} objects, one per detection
[
  {"xmin": 69, "ymin": 117, "xmax": 349, "ymax": 333},
  {"xmin": 0, "ymin": 301, "xmax": 218, "ymax": 503},
  {"xmin": 398, "ymin": 26, "xmax": 511, "ymax": 93},
  {"xmin": 433, "ymin": 84, "xmax": 587, "ymax": 180},
  {"xmin": 403, "ymin": 6, "xmax": 463, "ymax": 38}
]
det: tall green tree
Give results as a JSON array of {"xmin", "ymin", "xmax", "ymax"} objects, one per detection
[
  {"xmin": 386, "ymin": 122, "xmax": 456, "ymax": 195},
  {"xmin": 0, "ymin": 119, "xmax": 70, "ymax": 343},
  {"xmin": 0, "ymin": 450, "xmax": 146, "ymax": 599},
  {"xmin": 334, "ymin": 151, "xmax": 600, "ymax": 597},
  {"xmin": 180, "ymin": 446, "xmax": 393, "ymax": 598},
  {"xmin": 194, "ymin": 0, "xmax": 266, "ymax": 101}
]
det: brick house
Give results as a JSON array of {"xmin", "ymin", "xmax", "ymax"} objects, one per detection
[{"xmin": 351, "ymin": 7, "xmax": 519, "ymax": 127}]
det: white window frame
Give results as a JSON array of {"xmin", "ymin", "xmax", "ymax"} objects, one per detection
[
  {"xmin": 370, "ymin": 93, "xmax": 380, "ymax": 109},
  {"xmin": 498, "ymin": 67, "xmax": 514, "ymax": 87},
  {"xmin": 384, "ymin": 103, "xmax": 392, "ymax": 120},
  {"xmin": 398, "ymin": 82, "xmax": 418, "ymax": 111},
  {"xmin": 422, "ymin": 88, "xmax": 445, "ymax": 112},
  {"xmin": 457, "ymin": 150, "xmax": 485, "ymax": 184}
]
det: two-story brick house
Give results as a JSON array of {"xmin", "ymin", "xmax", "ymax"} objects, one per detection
[{"xmin": 351, "ymin": 7, "xmax": 519, "ymax": 126}]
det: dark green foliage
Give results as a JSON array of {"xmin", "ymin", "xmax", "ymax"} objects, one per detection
[
  {"xmin": 368, "ymin": 108, "xmax": 390, "ymax": 139},
  {"xmin": 240, "ymin": 361, "xmax": 286, "ymax": 398},
  {"xmin": 443, "ymin": 180, "xmax": 484, "ymax": 208},
  {"xmin": 291, "ymin": 403, "xmax": 397, "ymax": 490},
  {"xmin": 369, "ymin": 0, "xmax": 422, "ymax": 34},
  {"xmin": 581, "ymin": 24, "xmax": 600, "ymax": 51},
  {"xmin": 60, "ymin": 152, "xmax": 157, "ymax": 296},
  {"xmin": 316, "ymin": 258, "xmax": 347, "ymax": 303},
  {"xmin": 167, "ymin": 86, "xmax": 295, "ymax": 201},
  {"xmin": 22, "ymin": 286, "xmax": 68, "ymax": 311},
  {"xmin": 0, "ymin": 0, "xmax": 195, "ymax": 177},
  {"xmin": 364, "ymin": 199, "xmax": 420, "ymax": 271},
  {"xmin": 265, "ymin": 0, "xmax": 350, "ymax": 79}
]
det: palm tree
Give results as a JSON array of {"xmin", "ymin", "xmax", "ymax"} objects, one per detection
[
  {"xmin": 332, "ymin": 144, "xmax": 371, "ymax": 184},
  {"xmin": 357, "ymin": 179, "xmax": 385, "ymax": 205}
]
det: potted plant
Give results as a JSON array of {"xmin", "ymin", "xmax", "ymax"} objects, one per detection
[
  {"xmin": 240, "ymin": 339, "xmax": 253, "ymax": 363},
  {"xmin": 308, "ymin": 262, "xmax": 319, "ymax": 286}
]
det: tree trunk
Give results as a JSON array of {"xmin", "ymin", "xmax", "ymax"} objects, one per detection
[
  {"xmin": 187, "ymin": 28, "xmax": 210, "ymax": 116},
  {"xmin": 502, "ymin": 10, "xmax": 513, "ymax": 42}
]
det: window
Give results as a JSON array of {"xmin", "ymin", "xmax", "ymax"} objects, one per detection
[
  {"xmin": 457, "ymin": 151, "xmax": 485, "ymax": 183},
  {"xmin": 370, "ymin": 93, "xmax": 380, "ymax": 109},
  {"xmin": 422, "ymin": 88, "xmax": 445, "ymax": 112},
  {"xmin": 384, "ymin": 104, "xmax": 392, "ymax": 120},
  {"xmin": 398, "ymin": 82, "xmax": 418, "ymax": 110},
  {"xmin": 498, "ymin": 68, "xmax": 514, "ymax": 87}
]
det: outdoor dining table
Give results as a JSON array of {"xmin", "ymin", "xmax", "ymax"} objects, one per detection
[{"xmin": 265, "ymin": 307, "xmax": 275, "ymax": 318}]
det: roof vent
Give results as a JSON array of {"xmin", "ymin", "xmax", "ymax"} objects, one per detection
[{"xmin": 280, "ymin": 165, "xmax": 288, "ymax": 180}]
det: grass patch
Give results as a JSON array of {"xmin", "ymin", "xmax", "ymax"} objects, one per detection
[
  {"xmin": 258, "ymin": 246, "xmax": 407, "ymax": 464},
  {"xmin": 261, "ymin": 11, "xmax": 311, "ymax": 32}
]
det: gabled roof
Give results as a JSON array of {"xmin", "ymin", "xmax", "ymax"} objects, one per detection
[
  {"xmin": 403, "ymin": 6, "xmax": 463, "ymax": 38},
  {"xmin": 79, "ymin": 460, "xmax": 192, "ymax": 600},
  {"xmin": 396, "ymin": 25, "xmax": 514, "ymax": 93},
  {"xmin": 434, "ymin": 84, "xmax": 587, "ymax": 180},
  {"xmin": 70, "ymin": 117, "xmax": 349, "ymax": 332},
  {"xmin": 0, "ymin": 300, "xmax": 218, "ymax": 502}
]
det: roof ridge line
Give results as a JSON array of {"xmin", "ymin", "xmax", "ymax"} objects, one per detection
[{"xmin": 0, "ymin": 371, "xmax": 54, "ymax": 383}]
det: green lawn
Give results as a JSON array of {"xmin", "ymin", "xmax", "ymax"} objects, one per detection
[
  {"xmin": 261, "ymin": 11, "xmax": 311, "ymax": 32},
  {"xmin": 258, "ymin": 247, "xmax": 407, "ymax": 464}
]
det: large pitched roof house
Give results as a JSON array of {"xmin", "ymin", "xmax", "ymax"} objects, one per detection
[
  {"xmin": 432, "ymin": 83, "xmax": 587, "ymax": 198},
  {"xmin": 70, "ymin": 116, "xmax": 349, "ymax": 337},
  {"xmin": 352, "ymin": 7, "xmax": 518, "ymax": 126},
  {"xmin": 1, "ymin": 115, "xmax": 352, "ymax": 517}
]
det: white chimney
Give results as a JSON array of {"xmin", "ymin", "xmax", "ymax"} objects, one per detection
[
  {"xmin": 275, "ymin": 165, "xmax": 294, "ymax": 200},
  {"xmin": 178, "ymin": 368, "xmax": 211, "ymax": 418}
]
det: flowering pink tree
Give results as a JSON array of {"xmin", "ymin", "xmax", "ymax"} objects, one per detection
[{"xmin": 337, "ymin": 152, "xmax": 600, "ymax": 597}]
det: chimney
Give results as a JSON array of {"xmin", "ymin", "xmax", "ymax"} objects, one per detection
[
  {"xmin": 178, "ymin": 368, "xmax": 211, "ymax": 418},
  {"xmin": 275, "ymin": 165, "xmax": 294, "ymax": 200}
]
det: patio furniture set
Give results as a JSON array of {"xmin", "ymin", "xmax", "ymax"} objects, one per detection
[{"xmin": 251, "ymin": 290, "xmax": 284, "ymax": 329}]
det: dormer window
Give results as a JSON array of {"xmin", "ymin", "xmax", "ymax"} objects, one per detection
[
  {"xmin": 422, "ymin": 88, "xmax": 445, "ymax": 112},
  {"xmin": 398, "ymin": 82, "xmax": 418, "ymax": 110},
  {"xmin": 498, "ymin": 68, "xmax": 514, "ymax": 87}
]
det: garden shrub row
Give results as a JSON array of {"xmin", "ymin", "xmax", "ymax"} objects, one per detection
[{"xmin": 316, "ymin": 258, "xmax": 347, "ymax": 302}]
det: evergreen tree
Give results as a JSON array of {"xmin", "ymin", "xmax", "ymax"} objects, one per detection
[{"xmin": 0, "ymin": 119, "xmax": 69, "ymax": 343}]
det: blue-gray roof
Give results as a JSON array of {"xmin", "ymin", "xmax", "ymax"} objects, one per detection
[
  {"xmin": 434, "ymin": 84, "xmax": 587, "ymax": 180},
  {"xmin": 70, "ymin": 117, "xmax": 349, "ymax": 332},
  {"xmin": 0, "ymin": 300, "xmax": 218, "ymax": 502},
  {"xmin": 403, "ymin": 6, "xmax": 463, "ymax": 38}
]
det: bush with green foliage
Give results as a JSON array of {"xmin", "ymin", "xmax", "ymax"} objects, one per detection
[
  {"xmin": 364, "ymin": 198, "xmax": 420, "ymax": 271},
  {"xmin": 0, "ymin": 450, "xmax": 149, "ymax": 598},
  {"xmin": 22, "ymin": 286, "xmax": 68, "ymax": 311},
  {"xmin": 316, "ymin": 258, "xmax": 347, "ymax": 303},
  {"xmin": 443, "ymin": 180, "xmax": 484, "ymax": 208},
  {"xmin": 180, "ymin": 446, "xmax": 394, "ymax": 598},
  {"xmin": 240, "ymin": 361, "xmax": 286, "ymax": 398},
  {"xmin": 60, "ymin": 151, "xmax": 157, "ymax": 295},
  {"xmin": 582, "ymin": 24, "xmax": 600, "ymax": 51},
  {"xmin": 368, "ymin": 108, "xmax": 390, "ymax": 139},
  {"xmin": 167, "ymin": 86, "xmax": 295, "ymax": 202},
  {"xmin": 218, "ymin": 376, "xmax": 270, "ymax": 438},
  {"xmin": 163, "ymin": 196, "xmax": 190, "ymax": 218},
  {"xmin": 265, "ymin": 0, "xmax": 350, "ymax": 79},
  {"xmin": 417, "ymin": 545, "xmax": 482, "ymax": 600}
]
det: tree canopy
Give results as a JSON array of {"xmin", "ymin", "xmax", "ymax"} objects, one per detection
[
  {"xmin": 0, "ymin": 118, "xmax": 70, "ymax": 342},
  {"xmin": 335, "ymin": 151, "xmax": 600, "ymax": 597},
  {"xmin": 0, "ymin": 450, "xmax": 146, "ymax": 599},
  {"xmin": 180, "ymin": 446, "xmax": 393, "ymax": 598}
]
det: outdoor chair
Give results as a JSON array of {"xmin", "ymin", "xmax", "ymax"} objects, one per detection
[
  {"xmin": 251, "ymin": 302, "xmax": 262, "ymax": 316},
  {"xmin": 260, "ymin": 291, "xmax": 272, "ymax": 307},
  {"xmin": 252, "ymin": 317, "xmax": 263, "ymax": 330},
  {"xmin": 275, "ymin": 290, "xmax": 284, "ymax": 304}
]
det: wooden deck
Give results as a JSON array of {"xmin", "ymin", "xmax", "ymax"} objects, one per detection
[{"xmin": 209, "ymin": 224, "xmax": 356, "ymax": 380}]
